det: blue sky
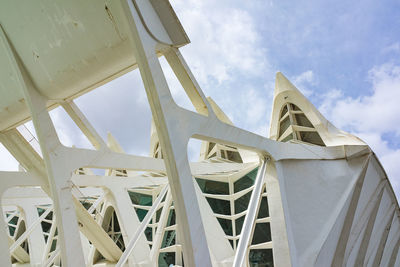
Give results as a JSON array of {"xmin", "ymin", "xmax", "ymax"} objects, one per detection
[
  {"xmin": 0, "ymin": 0, "xmax": 399, "ymax": 198},
  {"xmin": 168, "ymin": 0, "xmax": 400, "ymax": 198}
]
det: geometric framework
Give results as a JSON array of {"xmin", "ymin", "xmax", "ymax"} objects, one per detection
[{"xmin": 0, "ymin": 1, "xmax": 399, "ymax": 267}]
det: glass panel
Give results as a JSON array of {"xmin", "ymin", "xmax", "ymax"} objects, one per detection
[
  {"xmin": 158, "ymin": 252, "xmax": 176, "ymax": 267},
  {"xmin": 251, "ymin": 223, "xmax": 272, "ymax": 244},
  {"xmin": 37, "ymin": 207, "xmax": 46, "ymax": 216},
  {"xmin": 9, "ymin": 215, "xmax": 19, "ymax": 226},
  {"xmin": 167, "ymin": 209, "xmax": 176, "ymax": 226},
  {"xmin": 281, "ymin": 134, "xmax": 294, "ymax": 142},
  {"xmin": 50, "ymin": 239, "xmax": 57, "ymax": 252},
  {"xmin": 236, "ymin": 215, "xmax": 245, "ymax": 235},
  {"xmin": 279, "ymin": 116, "xmax": 291, "ymax": 137},
  {"xmin": 281, "ymin": 105, "xmax": 288, "ymax": 116},
  {"xmin": 196, "ymin": 178, "xmax": 229, "ymax": 195},
  {"xmin": 145, "ymin": 226, "xmax": 152, "ymax": 241},
  {"xmin": 229, "ymin": 239, "xmax": 234, "ymax": 249},
  {"xmin": 300, "ymin": 132, "xmax": 325, "ymax": 146},
  {"xmin": 128, "ymin": 191, "xmax": 152, "ymax": 206},
  {"xmin": 134, "ymin": 208, "xmax": 148, "ymax": 222},
  {"xmin": 80, "ymin": 201, "xmax": 92, "ymax": 210},
  {"xmin": 235, "ymin": 191, "xmax": 252, "ymax": 214},
  {"xmin": 207, "ymin": 142, "xmax": 216, "ymax": 155},
  {"xmin": 112, "ymin": 212, "xmax": 121, "ymax": 232},
  {"xmin": 226, "ymin": 150, "xmax": 243, "ymax": 163},
  {"xmin": 8, "ymin": 226, "xmax": 16, "ymax": 236},
  {"xmin": 45, "ymin": 211, "xmax": 53, "ymax": 221},
  {"xmin": 290, "ymin": 103, "xmax": 301, "ymax": 111},
  {"xmin": 249, "ymin": 249, "xmax": 274, "ymax": 267},
  {"xmin": 156, "ymin": 208, "xmax": 162, "ymax": 221},
  {"xmin": 234, "ymin": 168, "xmax": 258, "ymax": 193},
  {"xmin": 217, "ymin": 218, "xmax": 233, "ymax": 236},
  {"xmin": 103, "ymin": 210, "xmax": 125, "ymax": 251},
  {"xmin": 206, "ymin": 198, "xmax": 231, "ymax": 215},
  {"xmin": 41, "ymin": 221, "xmax": 52, "ymax": 234},
  {"xmin": 161, "ymin": 230, "xmax": 176, "ymax": 248},
  {"xmin": 295, "ymin": 113, "xmax": 313, "ymax": 128},
  {"xmin": 257, "ymin": 197, "xmax": 269, "ymax": 218}
]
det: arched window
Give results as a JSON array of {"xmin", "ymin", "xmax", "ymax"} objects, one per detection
[
  {"xmin": 278, "ymin": 103, "xmax": 325, "ymax": 146},
  {"xmin": 93, "ymin": 206, "xmax": 125, "ymax": 264}
]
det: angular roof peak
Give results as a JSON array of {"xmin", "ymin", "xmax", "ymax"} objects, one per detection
[{"xmin": 274, "ymin": 72, "xmax": 302, "ymax": 97}]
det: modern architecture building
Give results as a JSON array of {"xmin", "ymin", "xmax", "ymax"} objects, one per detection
[{"xmin": 0, "ymin": 0, "xmax": 399, "ymax": 266}]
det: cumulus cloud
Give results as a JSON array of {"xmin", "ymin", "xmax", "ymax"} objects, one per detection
[
  {"xmin": 319, "ymin": 63, "xmax": 400, "ymax": 199},
  {"xmin": 171, "ymin": 0, "xmax": 269, "ymax": 85},
  {"xmin": 292, "ymin": 70, "xmax": 316, "ymax": 97},
  {"xmin": 169, "ymin": 0, "xmax": 273, "ymax": 137},
  {"xmin": 75, "ymin": 71, "xmax": 152, "ymax": 156},
  {"xmin": 49, "ymin": 107, "xmax": 92, "ymax": 149},
  {"xmin": 0, "ymin": 143, "xmax": 19, "ymax": 171},
  {"xmin": 321, "ymin": 63, "xmax": 400, "ymax": 134},
  {"xmin": 383, "ymin": 42, "xmax": 400, "ymax": 54}
]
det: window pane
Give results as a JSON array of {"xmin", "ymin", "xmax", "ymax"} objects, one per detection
[
  {"xmin": 206, "ymin": 198, "xmax": 231, "ymax": 215},
  {"xmin": 167, "ymin": 209, "xmax": 176, "ymax": 226},
  {"xmin": 128, "ymin": 191, "xmax": 152, "ymax": 206},
  {"xmin": 300, "ymin": 131, "xmax": 325, "ymax": 146},
  {"xmin": 207, "ymin": 142, "xmax": 216, "ymax": 154},
  {"xmin": 281, "ymin": 105, "xmax": 288, "ymax": 116},
  {"xmin": 291, "ymin": 103, "xmax": 301, "ymax": 111},
  {"xmin": 161, "ymin": 230, "xmax": 176, "ymax": 248},
  {"xmin": 251, "ymin": 223, "xmax": 272, "ymax": 244},
  {"xmin": 196, "ymin": 178, "xmax": 229, "ymax": 195},
  {"xmin": 236, "ymin": 215, "xmax": 245, "ymax": 235},
  {"xmin": 235, "ymin": 191, "xmax": 252, "ymax": 214},
  {"xmin": 145, "ymin": 226, "xmax": 152, "ymax": 242},
  {"xmin": 158, "ymin": 252, "xmax": 176, "ymax": 267},
  {"xmin": 249, "ymin": 249, "xmax": 274, "ymax": 267},
  {"xmin": 257, "ymin": 197, "xmax": 269, "ymax": 218},
  {"xmin": 295, "ymin": 113, "xmax": 313, "ymax": 128},
  {"xmin": 234, "ymin": 168, "xmax": 258, "ymax": 193},
  {"xmin": 134, "ymin": 208, "xmax": 148, "ymax": 222},
  {"xmin": 281, "ymin": 134, "xmax": 294, "ymax": 142},
  {"xmin": 217, "ymin": 218, "xmax": 233, "ymax": 236},
  {"xmin": 279, "ymin": 116, "xmax": 291, "ymax": 137},
  {"xmin": 226, "ymin": 150, "xmax": 243, "ymax": 163}
]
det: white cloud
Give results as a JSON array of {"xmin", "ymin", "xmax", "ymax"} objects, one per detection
[
  {"xmin": 319, "ymin": 63, "xmax": 400, "ymax": 199},
  {"xmin": 49, "ymin": 107, "xmax": 93, "ymax": 149},
  {"xmin": 167, "ymin": 0, "xmax": 273, "ymax": 138},
  {"xmin": 0, "ymin": 143, "xmax": 19, "ymax": 171},
  {"xmin": 158, "ymin": 56, "xmax": 196, "ymax": 112},
  {"xmin": 321, "ymin": 63, "xmax": 400, "ymax": 134},
  {"xmin": 383, "ymin": 42, "xmax": 400, "ymax": 54},
  {"xmin": 171, "ymin": 0, "xmax": 269, "ymax": 85},
  {"xmin": 292, "ymin": 70, "xmax": 315, "ymax": 97},
  {"xmin": 294, "ymin": 70, "xmax": 315, "ymax": 84},
  {"xmin": 244, "ymin": 88, "xmax": 269, "ymax": 129}
]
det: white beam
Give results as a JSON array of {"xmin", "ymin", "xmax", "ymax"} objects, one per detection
[
  {"xmin": 116, "ymin": 185, "xmax": 168, "ymax": 267},
  {"xmin": 233, "ymin": 159, "xmax": 267, "ymax": 267},
  {"xmin": 0, "ymin": 25, "xmax": 85, "ymax": 266}
]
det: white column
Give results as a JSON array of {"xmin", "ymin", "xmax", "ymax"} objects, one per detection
[
  {"xmin": 0, "ymin": 26, "xmax": 85, "ymax": 266},
  {"xmin": 108, "ymin": 185, "xmax": 151, "ymax": 266},
  {"xmin": 121, "ymin": 1, "xmax": 212, "ymax": 265},
  {"xmin": 19, "ymin": 203, "xmax": 46, "ymax": 266},
  {"xmin": 0, "ymin": 192, "xmax": 12, "ymax": 267}
]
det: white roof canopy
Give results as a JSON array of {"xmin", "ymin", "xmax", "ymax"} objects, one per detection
[{"xmin": 0, "ymin": 0, "xmax": 189, "ymax": 131}]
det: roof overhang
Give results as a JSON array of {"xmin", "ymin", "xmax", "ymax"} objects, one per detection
[{"xmin": 0, "ymin": 0, "xmax": 189, "ymax": 131}]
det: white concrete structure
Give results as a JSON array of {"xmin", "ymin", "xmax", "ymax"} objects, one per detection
[{"xmin": 0, "ymin": 1, "xmax": 399, "ymax": 266}]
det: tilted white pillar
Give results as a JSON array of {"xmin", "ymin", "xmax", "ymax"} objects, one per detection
[{"xmin": 121, "ymin": 1, "xmax": 213, "ymax": 265}]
